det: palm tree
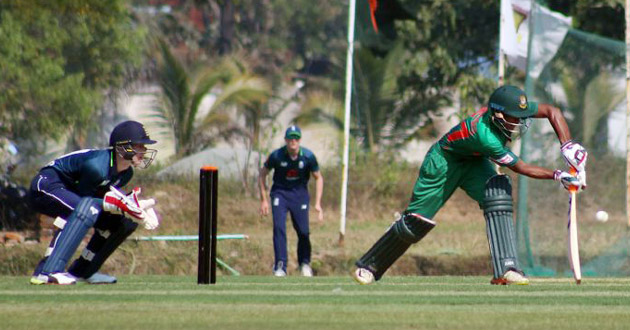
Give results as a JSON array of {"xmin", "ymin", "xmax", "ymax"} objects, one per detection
[
  {"xmin": 294, "ymin": 43, "xmax": 406, "ymax": 154},
  {"xmin": 352, "ymin": 46, "xmax": 399, "ymax": 153},
  {"xmin": 152, "ymin": 39, "xmax": 270, "ymax": 156},
  {"xmin": 294, "ymin": 89, "xmax": 344, "ymax": 130},
  {"xmin": 292, "ymin": 88, "xmax": 344, "ymax": 158}
]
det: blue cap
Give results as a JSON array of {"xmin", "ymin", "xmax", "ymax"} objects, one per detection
[
  {"xmin": 285, "ymin": 125, "xmax": 302, "ymax": 139},
  {"xmin": 109, "ymin": 120, "xmax": 157, "ymax": 147}
]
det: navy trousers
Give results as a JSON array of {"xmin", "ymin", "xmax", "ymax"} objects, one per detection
[
  {"xmin": 28, "ymin": 168, "xmax": 81, "ymax": 219},
  {"xmin": 270, "ymin": 187, "xmax": 311, "ymax": 271}
]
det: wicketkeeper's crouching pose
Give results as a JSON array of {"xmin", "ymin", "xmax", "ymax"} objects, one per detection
[
  {"xmin": 353, "ymin": 85, "xmax": 588, "ymax": 285},
  {"xmin": 28, "ymin": 121, "xmax": 160, "ymax": 285}
]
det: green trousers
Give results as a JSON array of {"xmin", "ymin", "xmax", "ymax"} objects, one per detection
[{"xmin": 406, "ymin": 144, "xmax": 498, "ymax": 219}]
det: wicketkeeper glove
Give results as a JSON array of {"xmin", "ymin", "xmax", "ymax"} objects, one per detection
[
  {"xmin": 561, "ymin": 140, "xmax": 588, "ymax": 188},
  {"xmin": 103, "ymin": 186, "xmax": 160, "ymax": 230},
  {"xmin": 128, "ymin": 187, "xmax": 156, "ymax": 210},
  {"xmin": 103, "ymin": 187, "xmax": 144, "ymax": 219},
  {"xmin": 128, "ymin": 187, "xmax": 159, "ymax": 230},
  {"xmin": 553, "ymin": 170, "xmax": 583, "ymax": 191}
]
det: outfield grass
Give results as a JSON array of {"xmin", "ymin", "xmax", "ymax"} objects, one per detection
[{"xmin": 2, "ymin": 275, "xmax": 630, "ymax": 330}]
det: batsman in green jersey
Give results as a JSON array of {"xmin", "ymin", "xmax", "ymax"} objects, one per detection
[{"xmin": 353, "ymin": 85, "xmax": 588, "ymax": 285}]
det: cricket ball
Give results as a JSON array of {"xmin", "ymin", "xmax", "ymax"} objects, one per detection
[{"xmin": 595, "ymin": 210, "xmax": 609, "ymax": 223}]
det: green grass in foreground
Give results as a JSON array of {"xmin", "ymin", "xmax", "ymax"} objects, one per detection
[{"xmin": 2, "ymin": 275, "xmax": 630, "ymax": 330}]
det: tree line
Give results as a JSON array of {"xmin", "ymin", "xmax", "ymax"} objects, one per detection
[{"xmin": 0, "ymin": 0, "xmax": 624, "ymax": 161}]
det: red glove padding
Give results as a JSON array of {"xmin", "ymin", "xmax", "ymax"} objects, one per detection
[
  {"xmin": 103, "ymin": 186, "xmax": 159, "ymax": 230},
  {"xmin": 103, "ymin": 187, "xmax": 144, "ymax": 220}
]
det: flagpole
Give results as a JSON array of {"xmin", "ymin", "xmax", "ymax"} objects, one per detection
[
  {"xmin": 498, "ymin": 0, "xmax": 506, "ymax": 87},
  {"xmin": 498, "ymin": 50, "xmax": 506, "ymax": 87},
  {"xmin": 517, "ymin": 0, "xmax": 537, "ymax": 270},
  {"xmin": 339, "ymin": 0, "xmax": 357, "ymax": 245},
  {"xmin": 625, "ymin": 0, "xmax": 630, "ymax": 226}
]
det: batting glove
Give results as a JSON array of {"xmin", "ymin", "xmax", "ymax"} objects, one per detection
[
  {"xmin": 561, "ymin": 140, "xmax": 588, "ymax": 187},
  {"xmin": 553, "ymin": 170, "xmax": 583, "ymax": 191}
]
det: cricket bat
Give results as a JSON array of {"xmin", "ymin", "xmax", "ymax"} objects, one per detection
[{"xmin": 567, "ymin": 167, "xmax": 582, "ymax": 285}]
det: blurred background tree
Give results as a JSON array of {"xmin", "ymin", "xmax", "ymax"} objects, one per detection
[
  {"xmin": 547, "ymin": 0, "xmax": 625, "ymax": 40},
  {"xmin": 0, "ymin": 0, "xmax": 146, "ymax": 153},
  {"xmin": 152, "ymin": 39, "xmax": 270, "ymax": 157},
  {"xmin": 2, "ymin": 0, "xmax": 627, "ymax": 160}
]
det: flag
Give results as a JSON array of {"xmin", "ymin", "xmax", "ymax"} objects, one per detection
[
  {"xmin": 499, "ymin": 0, "xmax": 518, "ymax": 61},
  {"xmin": 368, "ymin": 0, "xmax": 379, "ymax": 32},
  {"xmin": 356, "ymin": 0, "xmax": 414, "ymax": 49},
  {"xmin": 500, "ymin": 0, "xmax": 572, "ymax": 79}
]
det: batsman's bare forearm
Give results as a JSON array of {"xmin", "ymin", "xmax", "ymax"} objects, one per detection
[
  {"xmin": 508, "ymin": 160, "xmax": 555, "ymax": 180},
  {"xmin": 535, "ymin": 104, "xmax": 572, "ymax": 144}
]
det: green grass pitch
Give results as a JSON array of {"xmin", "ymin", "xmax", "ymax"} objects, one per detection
[{"xmin": 2, "ymin": 275, "xmax": 630, "ymax": 330}]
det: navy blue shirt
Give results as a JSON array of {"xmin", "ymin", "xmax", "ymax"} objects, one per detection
[
  {"xmin": 43, "ymin": 149, "xmax": 133, "ymax": 197},
  {"xmin": 264, "ymin": 146, "xmax": 319, "ymax": 191}
]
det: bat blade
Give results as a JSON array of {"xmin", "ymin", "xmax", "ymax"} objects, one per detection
[{"xmin": 568, "ymin": 189, "xmax": 582, "ymax": 285}]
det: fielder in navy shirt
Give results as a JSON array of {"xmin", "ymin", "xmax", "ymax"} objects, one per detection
[{"xmin": 258, "ymin": 125, "xmax": 324, "ymax": 277}]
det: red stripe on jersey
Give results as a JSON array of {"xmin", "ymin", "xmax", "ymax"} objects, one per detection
[
  {"xmin": 446, "ymin": 122, "xmax": 471, "ymax": 142},
  {"xmin": 470, "ymin": 107, "xmax": 488, "ymax": 131},
  {"xmin": 472, "ymin": 107, "xmax": 488, "ymax": 118}
]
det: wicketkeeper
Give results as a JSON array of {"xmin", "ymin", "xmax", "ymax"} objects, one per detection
[
  {"xmin": 28, "ymin": 120, "xmax": 160, "ymax": 285},
  {"xmin": 353, "ymin": 85, "xmax": 588, "ymax": 285}
]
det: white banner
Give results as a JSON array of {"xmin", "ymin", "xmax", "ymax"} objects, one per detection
[{"xmin": 500, "ymin": 0, "xmax": 572, "ymax": 78}]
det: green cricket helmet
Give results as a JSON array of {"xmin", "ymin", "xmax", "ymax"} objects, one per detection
[{"xmin": 487, "ymin": 85, "xmax": 537, "ymax": 140}]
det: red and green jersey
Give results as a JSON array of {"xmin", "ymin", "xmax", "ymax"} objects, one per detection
[{"xmin": 437, "ymin": 106, "xmax": 536, "ymax": 167}]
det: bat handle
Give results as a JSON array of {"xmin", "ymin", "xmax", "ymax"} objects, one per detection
[{"xmin": 568, "ymin": 167, "xmax": 578, "ymax": 193}]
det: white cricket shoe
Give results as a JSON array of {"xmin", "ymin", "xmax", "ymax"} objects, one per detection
[
  {"xmin": 30, "ymin": 272, "xmax": 76, "ymax": 285},
  {"xmin": 300, "ymin": 263, "xmax": 313, "ymax": 277},
  {"xmin": 491, "ymin": 269, "xmax": 529, "ymax": 285},
  {"xmin": 273, "ymin": 261, "xmax": 287, "ymax": 277},
  {"xmin": 79, "ymin": 272, "xmax": 117, "ymax": 284},
  {"xmin": 352, "ymin": 267, "xmax": 375, "ymax": 285},
  {"xmin": 273, "ymin": 269, "xmax": 287, "ymax": 277}
]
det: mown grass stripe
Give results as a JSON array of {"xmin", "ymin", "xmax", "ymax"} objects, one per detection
[{"xmin": 3, "ymin": 289, "xmax": 630, "ymax": 298}]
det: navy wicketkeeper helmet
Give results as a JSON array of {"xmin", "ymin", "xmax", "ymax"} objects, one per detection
[
  {"xmin": 109, "ymin": 120, "xmax": 157, "ymax": 147},
  {"xmin": 109, "ymin": 121, "xmax": 157, "ymax": 168}
]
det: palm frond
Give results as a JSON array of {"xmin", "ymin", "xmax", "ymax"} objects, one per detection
[
  {"xmin": 206, "ymin": 76, "xmax": 271, "ymax": 116},
  {"xmin": 293, "ymin": 90, "xmax": 344, "ymax": 130}
]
